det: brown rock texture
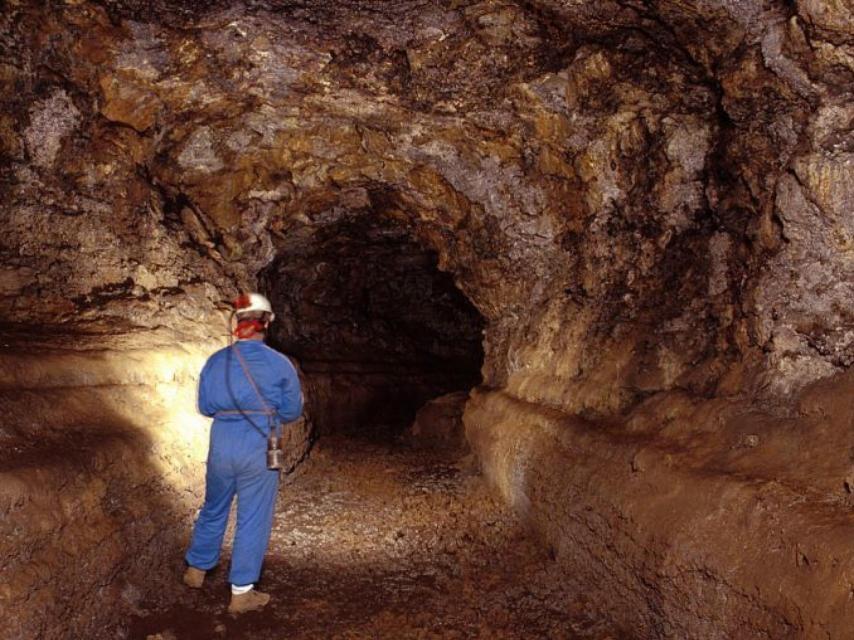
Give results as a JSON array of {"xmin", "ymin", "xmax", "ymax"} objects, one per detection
[
  {"xmin": 408, "ymin": 390, "xmax": 470, "ymax": 450},
  {"xmin": 0, "ymin": 0, "xmax": 852, "ymax": 637},
  {"xmin": 0, "ymin": 346, "xmax": 213, "ymax": 639},
  {"xmin": 466, "ymin": 372, "xmax": 854, "ymax": 638}
]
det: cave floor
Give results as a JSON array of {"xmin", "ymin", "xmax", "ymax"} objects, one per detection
[{"xmin": 130, "ymin": 436, "xmax": 625, "ymax": 640}]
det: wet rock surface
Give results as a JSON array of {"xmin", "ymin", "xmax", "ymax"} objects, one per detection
[{"xmin": 129, "ymin": 436, "xmax": 625, "ymax": 640}]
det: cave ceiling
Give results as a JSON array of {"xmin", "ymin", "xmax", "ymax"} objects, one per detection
[{"xmin": 1, "ymin": 0, "xmax": 851, "ymax": 402}]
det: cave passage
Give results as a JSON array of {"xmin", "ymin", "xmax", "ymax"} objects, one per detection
[
  {"xmin": 4, "ymin": 0, "xmax": 854, "ymax": 636},
  {"xmin": 260, "ymin": 211, "xmax": 485, "ymax": 439}
]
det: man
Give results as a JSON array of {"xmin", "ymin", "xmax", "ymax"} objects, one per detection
[{"xmin": 183, "ymin": 292, "xmax": 303, "ymax": 613}]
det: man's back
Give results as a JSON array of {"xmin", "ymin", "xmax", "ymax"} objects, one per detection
[{"xmin": 198, "ymin": 341, "xmax": 303, "ymax": 424}]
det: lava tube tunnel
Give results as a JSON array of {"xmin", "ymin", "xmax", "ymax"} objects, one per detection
[{"xmin": 1, "ymin": 0, "xmax": 852, "ymax": 638}]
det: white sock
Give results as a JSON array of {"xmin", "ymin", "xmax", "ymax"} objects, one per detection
[{"xmin": 231, "ymin": 583, "xmax": 254, "ymax": 595}]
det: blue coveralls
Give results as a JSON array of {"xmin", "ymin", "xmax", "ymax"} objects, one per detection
[{"xmin": 185, "ymin": 340, "xmax": 303, "ymax": 587}]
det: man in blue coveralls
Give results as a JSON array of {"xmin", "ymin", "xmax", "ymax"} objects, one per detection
[{"xmin": 183, "ymin": 292, "xmax": 303, "ymax": 614}]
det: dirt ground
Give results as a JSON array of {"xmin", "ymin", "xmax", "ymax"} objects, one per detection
[{"xmin": 129, "ymin": 435, "xmax": 627, "ymax": 640}]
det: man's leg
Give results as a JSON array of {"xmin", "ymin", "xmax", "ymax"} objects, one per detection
[
  {"xmin": 229, "ymin": 463, "xmax": 279, "ymax": 588},
  {"xmin": 185, "ymin": 461, "xmax": 237, "ymax": 572}
]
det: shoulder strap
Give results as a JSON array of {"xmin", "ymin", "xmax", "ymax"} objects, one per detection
[{"xmin": 231, "ymin": 344, "xmax": 274, "ymax": 415}]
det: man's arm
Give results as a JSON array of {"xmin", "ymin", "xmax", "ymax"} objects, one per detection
[
  {"xmin": 277, "ymin": 356, "xmax": 303, "ymax": 423},
  {"xmin": 197, "ymin": 357, "xmax": 217, "ymax": 417}
]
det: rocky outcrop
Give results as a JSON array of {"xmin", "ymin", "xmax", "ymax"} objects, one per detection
[
  {"xmin": 407, "ymin": 391, "xmax": 470, "ymax": 450},
  {"xmin": 466, "ymin": 371, "xmax": 854, "ymax": 639},
  {"xmin": 1, "ymin": 0, "xmax": 852, "ymax": 636}
]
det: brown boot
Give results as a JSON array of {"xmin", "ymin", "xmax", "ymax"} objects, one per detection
[
  {"xmin": 228, "ymin": 589, "xmax": 271, "ymax": 614},
  {"xmin": 183, "ymin": 566, "xmax": 206, "ymax": 589}
]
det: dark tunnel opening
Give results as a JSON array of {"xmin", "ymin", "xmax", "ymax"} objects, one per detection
[{"xmin": 259, "ymin": 212, "xmax": 485, "ymax": 440}]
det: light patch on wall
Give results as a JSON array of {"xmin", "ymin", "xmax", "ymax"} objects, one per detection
[{"xmin": 24, "ymin": 90, "xmax": 80, "ymax": 168}]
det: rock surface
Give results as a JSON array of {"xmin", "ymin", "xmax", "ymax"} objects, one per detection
[
  {"xmin": 466, "ymin": 371, "xmax": 854, "ymax": 639},
  {"xmin": 407, "ymin": 390, "xmax": 470, "ymax": 450},
  {"xmin": 1, "ymin": 0, "xmax": 852, "ymax": 637},
  {"xmin": 262, "ymin": 213, "xmax": 484, "ymax": 434},
  {"xmin": 0, "ymin": 345, "xmax": 213, "ymax": 639},
  {"xmin": 3, "ymin": 0, "xmax": 849, "ymax": 394}
]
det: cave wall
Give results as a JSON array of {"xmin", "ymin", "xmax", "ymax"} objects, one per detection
[
  {"xmin": 466, "ymin": 373, "xmax": 854, "ymax": 639},
  {"xmin": 0, "ymin": 345, "xmax": 213, "ymax": 639},
  {"xmin": 1, "ymin": 0, "xmax": 852, "ymax": 637}
]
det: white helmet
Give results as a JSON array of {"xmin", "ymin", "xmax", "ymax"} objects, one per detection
[{"xmin": 233, "ymin": 292, "xmax": 275, "ymax": 321}]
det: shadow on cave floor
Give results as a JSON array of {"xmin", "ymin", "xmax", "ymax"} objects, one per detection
[{"xmin": 128, "ymin": 435, "xmax": 629, "ymax": 640}]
